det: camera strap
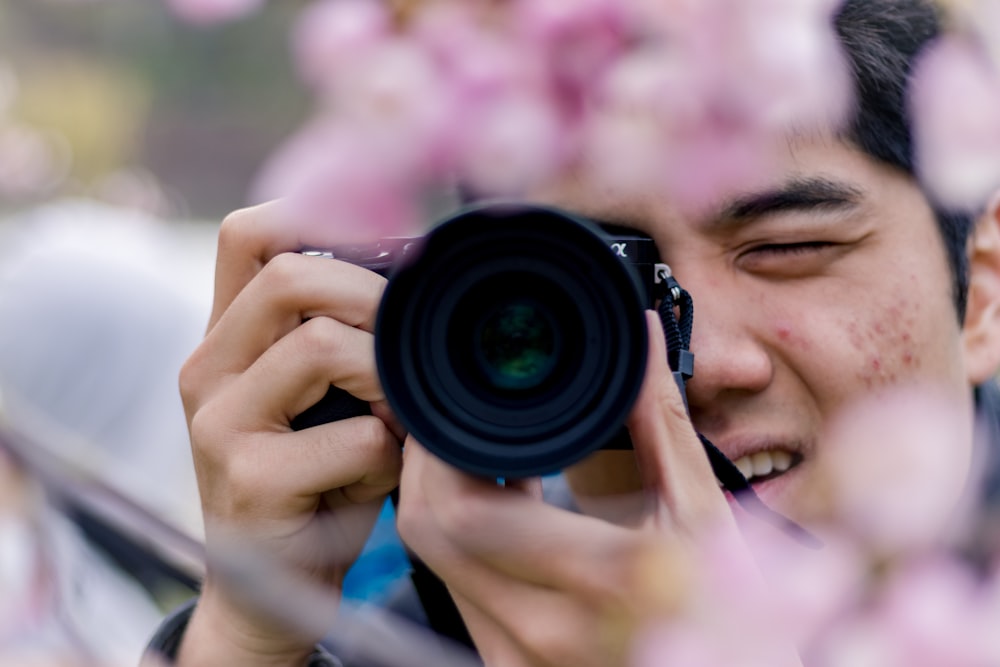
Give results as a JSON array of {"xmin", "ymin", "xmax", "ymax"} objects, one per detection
[{"xmin": 654, "ymin": 274, "xmax": 822, "ymax": 549}]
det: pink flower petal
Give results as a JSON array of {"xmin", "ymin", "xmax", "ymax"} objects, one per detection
[{"xmin": 911, "ymin": 36, "xmax": 1000, "ymax": 211}]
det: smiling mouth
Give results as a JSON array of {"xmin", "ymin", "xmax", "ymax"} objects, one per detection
[{"xmin": 730, "ymin": 450, "xmax": 803, "ymax": 485}]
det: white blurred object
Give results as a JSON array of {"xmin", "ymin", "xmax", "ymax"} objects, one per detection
[
  {"xmin": 0, "ymin": 198, "xmax": 216, "ymax": 538},
  {"xmin": 0, "ymin": 198, "xmax": 217, "ymax": 664}
]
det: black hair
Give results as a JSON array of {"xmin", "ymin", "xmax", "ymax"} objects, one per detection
[{"xmin": 834, "ymin": 0, "xmax": 975, "ymax": 321}]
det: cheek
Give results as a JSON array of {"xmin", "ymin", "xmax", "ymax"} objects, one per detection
[
  {"xmin": 774, "ymin": 322, "xmax": 813, "ymax": 352},
  {"xmin": 773, "ymin": 280, "xmax": 950, "ymax": 393},
  {"xmin": 843, "ymin": 289, "xmax": 923, "ymax": 389}
]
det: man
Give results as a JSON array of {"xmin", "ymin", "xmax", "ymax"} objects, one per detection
[{"xmin": 147, "ymin": 0, "xmax": 1000, "ymax": 664}]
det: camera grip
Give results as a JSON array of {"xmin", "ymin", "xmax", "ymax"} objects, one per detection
[{"xmin": 290, "ymin": 385, "xmax": 371, "ymax": 431}]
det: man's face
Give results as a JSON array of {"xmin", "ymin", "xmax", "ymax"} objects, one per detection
[{"xmin": 539, "ymin": 135, "xmax": 976, "ymax": 522}]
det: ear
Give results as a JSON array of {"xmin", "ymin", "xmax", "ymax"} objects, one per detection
[{"xmin": 963, "ymin": 192, "xmax": 1000, "ymax": 385}]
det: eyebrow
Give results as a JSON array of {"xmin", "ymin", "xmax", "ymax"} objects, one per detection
[{"xmin": 716, "ymin": 176, "xmax": 865, "ymax": 226}]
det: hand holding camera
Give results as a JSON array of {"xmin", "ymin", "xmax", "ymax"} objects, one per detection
[{"xmin": 176, "ymin": 200, "xmax": 404, "ymax": 664}]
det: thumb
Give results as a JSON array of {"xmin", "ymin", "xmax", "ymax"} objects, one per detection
[{"xmin": 627, "ymin": 311, "xmax": 728, "ymax": 532}]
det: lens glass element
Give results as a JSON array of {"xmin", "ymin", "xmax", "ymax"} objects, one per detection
[{"xmin": 476, "ymin": 298, "xmax": 558, "ymax": 390}]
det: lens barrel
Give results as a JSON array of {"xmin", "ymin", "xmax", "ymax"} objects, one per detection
[{"xmin": 375, "ymin": 204, "xmax": 649, "ymax": 478}]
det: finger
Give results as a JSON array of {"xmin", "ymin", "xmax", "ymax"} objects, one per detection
[
  {"xmin": 181, "ymin": 254, "xmax": 386, "ymax": 414},
  {"xmin": 215, "ymin": 315, "xmax": 382, "ymax": 427},
  {"xmin": 398, "ymin": 440, "xmax": 642, "ymax": 600},
  {"xmin": 626, "ymin": 311, "xmax": 729, "ymax": 531},
  {"xmin": 203, "ymin": 252, "xmax": 385, "ymax": 379},
  {"xmin": 286, "ymin": 417, "xmax": 401, "ymax": 500},
  {"xmin": 194, "ymin": 413, "xmax": 401, "ymax": 514},
  {"xmin": 210, "ymin": 200, "xmax": 366, "ymax": 332},
  {"xmin": 371, "ymin": 400, "xmax": 407, "ymax": 441},
  {"xmin": 210, "ymin": 201, "xmax": 301, "ymax": 332}
]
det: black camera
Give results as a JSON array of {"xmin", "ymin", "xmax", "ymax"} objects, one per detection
[{"xmin": 292, "ymin": 202, "xmax": 671, "ymax": 478}]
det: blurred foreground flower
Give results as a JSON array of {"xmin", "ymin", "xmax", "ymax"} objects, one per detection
[
  {"xmin": 631, "ymin": 384, "xmax": 999, "ymax": 666},
  {"xmin": 912, "ymin": 35, "xmax": 1000, "ymax": 212},
  {"xmin": 250, "ymin": 0, "xmax": 852, "ymax": 238},
  {"xmin": 817, "ymin": 386, "xmax": 974, "ymax": 555}
]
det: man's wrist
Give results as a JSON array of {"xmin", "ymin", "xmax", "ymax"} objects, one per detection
[{"xmin": 144, "ymin": 595, "xmax": 341, "ymax": 667}]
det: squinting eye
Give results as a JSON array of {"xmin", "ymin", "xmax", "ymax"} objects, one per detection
[{"xmin": 750, "ymin": 241, "xmax": 834, "ymax": 256}]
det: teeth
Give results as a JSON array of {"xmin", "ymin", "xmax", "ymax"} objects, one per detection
[
  {"xmin": 770, "ymin": 450, "xmax": 792, "ymax": 472},
  {"xmin": 732, "ymin": 450, "xmax": 794, "ymax": 482},
  {"xmin": 734, "ymin": 456, "xmax": 753, "ymax": 480},
  {"xmin": 751, "ymin": 451, "xmax": 773, "ymax": 477}
]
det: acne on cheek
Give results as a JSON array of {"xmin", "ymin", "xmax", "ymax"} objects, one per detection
[
  {"xmin": 774, "ymin": 322, "xmax": 812, "ymax": 351},
  {"xmin": 845, "ymin": 294, "xmax": 922, "ymax": 389}
]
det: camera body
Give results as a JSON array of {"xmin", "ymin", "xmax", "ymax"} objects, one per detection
[{"xmin": 293, "ymin": 203, "xmax": 669, "ymax": 478}]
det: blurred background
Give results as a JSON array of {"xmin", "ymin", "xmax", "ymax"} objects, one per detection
[
  {"xmin": 0, "ymin": 3, "xmax": 410, "ymax": 663},
  {"xmin": 0, "ymin": 0, "xmax": 310, "ymax": 220}
]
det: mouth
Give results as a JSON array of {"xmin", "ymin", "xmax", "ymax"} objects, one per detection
[{"xmin": 729, "ymin": 449, "xmax": 803, "ymax": 486}]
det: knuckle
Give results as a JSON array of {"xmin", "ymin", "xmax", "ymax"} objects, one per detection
[
  {"xmin": 259, "ymin": 251, "xmax": 305, "ymax": 296},
  {"xmin": 190, "ymin": 420, "xmax": 270, "ymax": 513},
  {"xmin": 218, "ymin": 206, "xmax": 258, "ymax": 251},
  {"xmin": 434, "ymin": 492, "xmax": 486, "ymax": 540},
  {"xmin": 296, "ymin": 316, "xmax": 346, "ymax": 360},
  {"xmin": 395, "ymin": 482, "xmax": 448, "ymax": 552},
  {"xmin": 357, "ymin": 415, "xmax": 398, "ymax": 455},
  {"xmin": 223, "ymin": 447, "xmax": 269, "ymax": 496},
  {"xmin": 395, "ymin": 490, "xmax": 428, "ymax": 548},
  {"xmin": 344, "ymin": 416, "xmax": 400, "ymax": 473},
  {"xmin": 187, "ymin": 401, "xmax": 229, "ymax": 461},
  {"xmin": 177, "ymin": 354, "xmax": 203, "ymax": 411}
]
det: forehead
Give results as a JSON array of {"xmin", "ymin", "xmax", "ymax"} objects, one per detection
[{"xmin": 532, "ymin": 134, "xmax": 934, "ymax": 240}]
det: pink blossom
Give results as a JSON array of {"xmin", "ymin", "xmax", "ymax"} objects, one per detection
[
  {"xmin": 454, "ymin": 91, "xmax": 567, "ymax": 197},
  {"xmin": 873, "ymin": 555, "xmax": 984, "ymax": 667},
  {"xmin": 321, "ymin": 38, "xmax": 457, "ymax": 177},
  {"xmin": 252, "ymin": 121, "xmax": 423, "ymax": 244},
  {"xmin": 166, "ymin": 0, "xmax": 263, "ymax": 26},
  {"xmin": 510, "ymin": 0, "xmax": 630, "ymax": 115},
  {"xmin": 936, "ymin": 0, "xmax": 1000, "ymax": 71},
  {"xmin": 633, "ymin": 617, "xmax": 801, "ymax": 667},
  {"xmin": 740, "ymin": 524, "xmax": 866, "ymax": 647},
  {"xmin": 818, "ymin": 386, "xmax": 974, "ymax": 555},
  {"xmin": 720, "ymin": 0, "xmax": 849, "ymax": 129},
  {"xmin": 579, "ymin": 107, "xmax": 667, "ymax": 197},
  {"xmin": 292, "ymin": 0, "xmax": 393, "ymax": 90},
  {"xmin": 911, "ymin": 35, "xmax": 1000, "ymax": 211},
  {"xmin": 810, "ymin": 615, "xmax": 905, "ymax": 667},
  {"xmin": 631, "ymin": 623, "xmax": 731, "ymax": 667},
  {"xmin": 415, "ymin": 21, "xmax": 571, "ymax": 195},
  {"xmin": 631, "ymin": 527, "xmax": 809, "ymax": 667},
  {"xmin": 583, "ymin": 0, "xmax": 850, "ymax": 215}
]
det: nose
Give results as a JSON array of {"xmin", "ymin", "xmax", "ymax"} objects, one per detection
[{"xmin": 676, "ymin": 275, "xmax": 774, "ymax": 421}]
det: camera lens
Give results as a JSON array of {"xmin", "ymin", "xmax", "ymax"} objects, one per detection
[
  {"xmin": 375, "ymin": 203, "xmax": 648, "ymax": 478},
  {"xmin": 476, "ymin": 296, "xmax": 558, "ymax": 391}
]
